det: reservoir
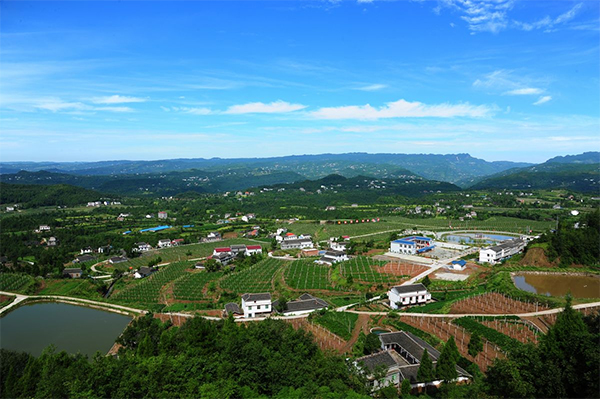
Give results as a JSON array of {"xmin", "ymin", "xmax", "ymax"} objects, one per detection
[
  {"xmin": 0, "ymin": 302, "xmax": 132, "ymax": 357},
  {"xmin": 513, "ymin": 273, "xmax": 600, "ymax": 298},
  {"xmin": 443, "ymin": 233, "xmax": 515, "ymax": 245}
]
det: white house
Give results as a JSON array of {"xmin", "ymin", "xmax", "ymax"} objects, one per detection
[
  {"xmin": 133, "ymin": 242, "xmax": 152, "ymax": 252},
  {"xmin": 245, "ymin": 245, "xmax": 263, "ymax": 256},
  {"xmin": 6, "ymin": 206, "xmax": 15, "ymax": 212},
  {"xmin": 213, "ymin": 247, "xmax": 232, "ymax": 256},
  {"xmin": 38, "ymin": 225, "xmax": 51, "ymax": 232},
  {"xmin": 158, "ymin": 239, "xmax": 172, "ymax": 248},
  {"xmin": 330, "ymin": 240, "xmax": 349, "ymax": 252},
  {"xmin": 158, "ymin": 211, "xmax": 168, "ymax": 219},
  {"xmin": 479, "ymin": 238, "xmax": 526, "ymax": 264},
  {"xmin": 241, "ymin": 293, "xmax": 272, "ymax": 318},
  {"xmin": 281, "ymin": 238, "xmax": 313, "ymax": 250},
  {"xmin": 47, "ymin": 237, "xmax": 58, "ymax": 247},
  {"xmin": 388, "ymin": 283, "xmax": 431, "ymax": 309},
  {"xmin": 315, "ymin": 250, "xmax": 349, "ymax": 265},
  {"xmin": 390, "ymin": 236, "xmax": 434, "ymax": 255},
  {"xmin": 80, "ymin": 247, "xmax": 93, "ymax": 255}
]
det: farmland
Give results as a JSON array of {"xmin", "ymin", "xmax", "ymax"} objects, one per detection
[
  {"xmin": 310, "ymin": 311, "xmax": 359, "ymax": 340},
  {"xmin": 449, "ymin": 292, "xmax": 549, "ymax": 314},
  {"xmin": 173, "ymin": 271, "xmax": 223, "ymax": 301},
  {"xmin": 111, "ymin": 261, "xmax": 191, "ymax": 307},
  {"xmin": 339, "ymin": 256, "xmax": 407, "ymax": 285},
  {"xmin": 0, "ymin": 273, "xmax": 35, "ymax": 293},
  {"xmin": 112, "ymin": 239, "xmax": 261, "ymax": 271},
  {"xmin": 219, "ymin": 258, "xmax": 284, "ymax": 294},
  {"xmin": 284, "ymin": 260, "xmax": 334, "ymax": 290}
]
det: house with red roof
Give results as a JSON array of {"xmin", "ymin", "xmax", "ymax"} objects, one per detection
[
  {"xmin": 245, "ymin": 245, "xmax": 263, "ymax": 256},
  {"xmin": 213, "ymin": 247, "xmax": 232, "ymax": 256}
]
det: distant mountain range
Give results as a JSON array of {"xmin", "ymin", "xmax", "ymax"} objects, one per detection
[
  {"xmin": 0, "ymin": 153, "xmax": 532, "ymax": 186},
  {"xmin": 0, "ymin": 152, "xmax": 597, "ymax": 195},
  {"xmin": 472, "ymin": 152, "xmax": 600, "ymax": 192}
]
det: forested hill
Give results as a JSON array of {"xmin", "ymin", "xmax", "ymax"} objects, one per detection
[
  {"xmin": 470, "ymin": 162, "xmax": 600, "ymax": 193},
  {"xmin": 0, "ymin": 153, "xmax": 532, "ymax": 185},
  {"xmin": 0, "ymin": 183, "xmax": 109, "ymax": 208},
  {"xmin": 260, "ymin": 173, "xmax": 462, "ymax": 197},
  {"xmin": 0, "ymin": 169, "xmax": 306, "ymax": 196}
]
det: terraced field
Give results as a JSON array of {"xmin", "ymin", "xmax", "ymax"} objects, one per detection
[
  {"xmin": 111, "ymin": 262, "xmax": 191, "ymax": 305},
  {"xmin": 173, "ymin": 271, "xmax": 223, "ymax": 301},
  {"xmin": 219, "ymin": 258, "xmax": 284, "ymax": 294},
  {"xmin": 285, "ymin": 260, "xmax": 334, "ymax": 290},
  {"xmin": 0, "ymin": 273, "xmax": 35, "ymax": 292},
  {"xmin": 339, "ymin": 256, "xmax": 406, "ymax": 285}
]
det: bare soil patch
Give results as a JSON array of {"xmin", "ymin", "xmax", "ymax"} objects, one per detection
[
  {"xmin": 520, "ymin": 247, "xmax": 557, "ymax": 268},
  {"xmin": 377, "ymin": 262, "xmax": 428, "ymax": 277}
]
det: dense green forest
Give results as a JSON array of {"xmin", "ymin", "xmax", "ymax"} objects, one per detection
[
  {"xmin": 0, "ymin": 316, "xmax": 369, "ymax": 399},
  {"xmin": 530, "ymin": 209, "xmax": 600, "ymax": 266},
  {"xmin": 0, "ymin": 184, "xmax": 109, "ymax": 208}
]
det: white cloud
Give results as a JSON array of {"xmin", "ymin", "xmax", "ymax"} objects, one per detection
[
  {"xmin": 514, "ymin": 3, "xmax": 583, "ymax": 32},
  {"xmin": 310, "ymin": 99, "xmax": 493, "ymax": 120},
  {"xmin": 533, "ymin": 96, "xmax": 552, "ymax": 105},
  {"xmin": 357, "ymin": 0, "xmax": 373, "ymax": 3},
  {"xmin": 440, "ymin": 0, "xmax": 514, "ymax": 33},
  {"xmin": 168, "ymin": 106, "xmax": 212, "ymax": 115},
  {"xmin": 224, "ymin": 100, "xmax": 306, "ymax": 114},
  {"xmin": 91, "ymin": 95, "xmax": 146, "ymax": 104},
  {"xmin": 356, "ymin": 84, "xmax": 387, "ymax": 91},
  {"xmin": 438, "ymin": 1, "xmax": 583, "ymax": 34},
  {"xmin": 504, "ymin": 88, "xmax": 543, "ymax": 96},
  {"xmin": 35, "ymin": 98, "xmax": 134, "ymax": 113}
]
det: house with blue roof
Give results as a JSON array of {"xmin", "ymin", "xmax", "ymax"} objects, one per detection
[{"xmin": 390, "ymin": 236, "xmax": 434, "ymax": 255}]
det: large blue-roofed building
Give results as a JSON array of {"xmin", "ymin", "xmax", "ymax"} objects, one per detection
[{"xmin": 390, "ymin": 236, "xmax": 434, "ymax": 255}]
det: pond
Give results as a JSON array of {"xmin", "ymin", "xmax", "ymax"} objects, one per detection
[
  {"xmin": 370, "ymin": 328, "xmax": 391, "ymax": 335},
  {"xmin": 513, "ymin": 273, "xmax": 600, "ymax": 298},
  {"xmin": 0, "ymin": 302, "xmax": 132, "ymax": 357},
  {"xmin": 443, "ymin": 233, "xmax": 515, "ymax": 244}
]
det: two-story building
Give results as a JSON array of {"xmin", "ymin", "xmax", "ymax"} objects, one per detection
[
  {"xmin": 390, "ymin": 236, "xmax": 434, "ymax": 255},
  {"xmin": 388, "ymin": 283, "xmax": 431, "ymax": 309},
  {"xmin": 281, "ymin": 238, "xmax": 314, "ymax": 250},
  {"xmin": 241, "ymin": 293, "xmax": 272, "ymax": 318},
  {"xmin": 479, "ymin": 238, "xmax": 526, "ymax": 264},
  {"xmin": 158, "ymin": 239, "xmax": 172, "ymax": 249}
]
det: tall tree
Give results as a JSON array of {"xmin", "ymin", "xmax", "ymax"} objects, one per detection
[
  {"xmin": 417, "ymin": 348, "xmax": 434, "ymax": 382},
  {"xmin": 436, "ymin": 340, "xmax": 458, "ymax": 382},
  {"xmin": 468, "ymin": 331, "xmax": 483, "ymax": 357}
]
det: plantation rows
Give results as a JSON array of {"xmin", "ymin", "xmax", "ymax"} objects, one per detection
[
  {"xmin": 339, "ymin": 256, "xmax": 402, "ymax": 284},
  {"xmin": 284, "ymin": 260, "xmax": 334, "ymax": 290},
  {"xmin": 111, "ymin": 262, "xmax": 191, "ymax": 304},
  {"xmin": 173, "ymin": 272, "xmax": 223, "ymax": 301},
  {"xmin": 219, "ymin": 258, "xmax": 283, "ymax": 294},
  {"xmin": 0, "ymin": 273, "xmax": 34, "ymax": 292}
]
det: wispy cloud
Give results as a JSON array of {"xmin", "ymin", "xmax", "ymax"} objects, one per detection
[
  {"xmin": 163, "ymin": 106, "xmax": 213, "ymax": 115},
  {"xmin": 224, "ymin": 100, "xmax": 306, "ymax": 114},
  {"xmin": 91, "ymin": 95, "xmax": 147, "ymax": 104},
  {"xmin": 35, "ymin": 98, "xmax": 134, "ymax": 113},
  {"xmin": 439, "ymin": 0, "xmax": 515, "ymax": 34},
  {"xmin": 533, "ymin": 95, "xmax": 552, "ymax": 105},
  {"xmin": 438, "ymin": 1, "xmax": 584, "ymax": 34},
  {"xmin": 514, "ymin": 3, "xmax": 583, "ymax": 32},
  {"xmin": 504, "ymin": 88, "xmax": 543, "ymax": 96},
  {"xmin": 310, "ymin": 99, "xmax": 493, "ymax": 120},
  {"xmin": 355, "ymin": 84, "xmax": 388, "ymax": 91}
]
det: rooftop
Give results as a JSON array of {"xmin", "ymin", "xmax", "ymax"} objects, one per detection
[
  {"xmin": 242, "ymin": 292, "xmax": 272, "ymax": 302},
  {"xmin": 390, "ymin": 283, "xmax": 428, "ymax": 295}
]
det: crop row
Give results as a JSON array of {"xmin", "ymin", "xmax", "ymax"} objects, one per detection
[
  {"xmin": 284, "ymin": 260, "xmax": 333, "ymax": 290},
  {"xmin": 173, "ymin": 272, "xmax": 223, "ymax": 301},
  {"xmin": 453, "ymin": 317, "xmax": 523, "ymax": 353},
  {"xmin": 111, "ymin": 262, "xmax": 191, "ymax": 304},
  {"xmin": 219, "ymin": 258, "xmax": 284, "ymax": 294},
  {"xmin": 339, "ymin": 256, "xmax": 400, "ymax": 284},
  {"xmin": 0, "ymin": 273, "xmax": 34, "ymax": 292}
]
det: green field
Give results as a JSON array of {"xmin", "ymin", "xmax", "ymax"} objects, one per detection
[
  {"xmin": 311, "ymin": 311, "xmax": 359, "ymax": 340},
  {"xmin": 173, "ymin": 271, "xmax": 223, "ymax": 301},
  {"xmin": 111, "ymin": 261, "xmax": 191, "ymax": 305},
  {"xmin": 284, "ymin": 260, "xmax": 334, "ymax": 290},
  {"xmin": 219, "ymin": 258, "xmax": 284, "ymax": 294},
  {"xmin": 38, "ymin": 279, "xmax": 103, "ymax": 299},
  {"xmin": 114, "ymin": 239, "xmax": 261, "ymax": 270},
  {"xmin": 0, "ymin": 273, "xmax": 35, "ymax": 293},
  {"xmin": 339, "ymin": 256, "xmax": 403, "ymax": 284}
]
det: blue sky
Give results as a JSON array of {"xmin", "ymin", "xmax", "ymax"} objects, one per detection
[{"xmin": 1, "ymin": 0, "xmax": 598, "ymax": 163}]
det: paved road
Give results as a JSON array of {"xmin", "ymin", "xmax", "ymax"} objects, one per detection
[
  {"xmin": 345, "ymin": 301, "xmax": 600, "ymax": 318},
  {"xmin": 434, "ymin": 230, "xmax": 532, "ymax": 240}
]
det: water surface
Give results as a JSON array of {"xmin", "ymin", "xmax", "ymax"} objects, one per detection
[
  {"xmin": 513, "ymin": 273, "xmax": 600, "ymax": 298},
  {"xmin": 0, "ymin": 302, "xmax": 131, "ymax": 357}
]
